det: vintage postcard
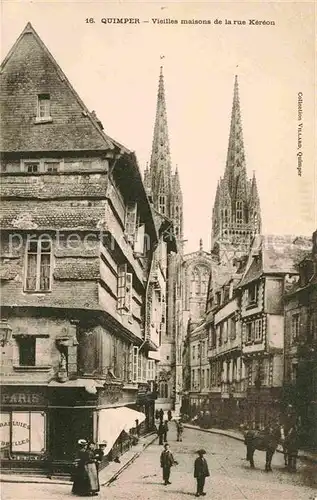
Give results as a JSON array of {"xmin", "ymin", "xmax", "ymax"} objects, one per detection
[{"xmin": 1, "ymin": 1, "xmax": 316, "ymax": 499}]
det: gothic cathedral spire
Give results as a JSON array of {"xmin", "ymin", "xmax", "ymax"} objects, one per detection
[
  {"xmin": 212, "ymin": 75, "xmax": 261, "ymax": 253},
  {"xmin": 148, "ymin": 66, "xmax": 172, "ymax": 216},
  {"xmin": 146, "ymin": 66, "xmax": 184, "ymax": 243}
]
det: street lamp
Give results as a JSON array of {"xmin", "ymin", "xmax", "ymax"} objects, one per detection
[{"xmin": 0, "ymin": 322, "xmax": 12, "ymax": 347}]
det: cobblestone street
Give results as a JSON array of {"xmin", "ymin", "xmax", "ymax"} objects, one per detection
[{"xmin": 2, "ymin": 422, "xmax": 316, "ymax": 500}]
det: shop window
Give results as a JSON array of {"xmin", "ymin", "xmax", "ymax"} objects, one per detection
[
  {"xmin": 25, "ymin": 238, "xmax": 52, "ymax": 292},
  {"xmin": 0, "ymin": 412, "xmax": 46, "ymax": 458}
]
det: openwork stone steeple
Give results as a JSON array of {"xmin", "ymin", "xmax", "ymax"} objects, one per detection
[
  {"xmin": 146, "ymin": 66, "xmax": 183, "ymax": 243},
  {"xmin": 212, "ymin": 75, "xmax": 261, "ymax": 253}
]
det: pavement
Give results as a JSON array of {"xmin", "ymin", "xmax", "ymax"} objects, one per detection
[
  {"xmin": 0, "ymin": 431, "xmax": 158, "ymax": 486},
  {"xmin": 1, "ymin": 420, "xmax": 316, "ymax": 499},
  {"xmin": 183, "ymin": 424, "xmax": 317, "ymax": 464}
]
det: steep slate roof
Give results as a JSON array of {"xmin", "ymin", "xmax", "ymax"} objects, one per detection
[
  {"xmin": 0, "ymin": 202, "xmax": 104, "ymax": 230},
  {"xmin": 239, "ymin": 234, "xmax": 312, "ymax": 287},
  {"xmin": 0, "ymin": 23, "xmax": 118, "ymax": 153}
]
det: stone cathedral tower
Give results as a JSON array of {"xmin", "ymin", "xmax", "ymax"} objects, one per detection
[
  {"xmin": 144, "ymin": 66, "xmax": 183, "ymax": 243},
  {"xmin": 144, "ymin": 66, "xmax": 184, "ymax": 412},
  {"xmin": 212, "ymin": 75, "xmax": 261, "ymax": 264}
]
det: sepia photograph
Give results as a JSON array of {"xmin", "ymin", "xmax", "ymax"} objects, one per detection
[{"xmin": 0, "ymin": 1, "xmax": 316, "ymax": 499}]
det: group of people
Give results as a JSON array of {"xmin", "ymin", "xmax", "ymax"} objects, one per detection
[
  {"xmin": 72, "ymin": 440, "xmax": 106, "ymax": 497},
  {"xmin": 156, "ymin": 409, "xmax": 184, "ymax": 444},
  {"xmin": 160, "ymin": 443, "xmax": 210, "ymax": 497}
]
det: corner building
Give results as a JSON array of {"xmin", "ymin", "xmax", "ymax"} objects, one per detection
[{"xmin": 0, "ymin": 23, "xmax": 161, "ymax": 474}]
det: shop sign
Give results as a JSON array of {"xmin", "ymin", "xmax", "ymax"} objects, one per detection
[
  {"xmin": 1, "ymin": 389, "xmax": 46, "ymax": 406},
  {"xmin": 98, "ymin": 384, "xmax": 123, "ymax": 405}
]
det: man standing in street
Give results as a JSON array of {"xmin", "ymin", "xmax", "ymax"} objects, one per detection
[
  {"xmin": 194, "ymin": 449, "xmax": 210, "ymax": 497},
  {"xmin": 160, "ymin": 443, "xmax": 176, "ymax": 485},
  {"xmin": 163, "ymin": 420, "xmax": 169, "ymax": 442}
]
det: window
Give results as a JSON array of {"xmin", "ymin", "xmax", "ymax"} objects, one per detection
[
  {"xmin": 219, "ymin": 324, "xmax": 223, "ymax": 346},
  {"xmin": 44, "ymin": 162, "xmax": 59, "ymax": 173},
  {"xmin": 291, "ymin": 363, "xmax": 298, "ymax": 383},
  {"xmin": 132, "ymin": 346, "xmax": 138, "ymax": 382},
  {"xmin": 158, "ymin": 195, "xmax": 166, "ymax": 215},
  {"xmin": 117, "ymin": 264, "xmax": 133, "ymax": 313},
  {"xmin": 147, "ymin": 360, "xmax": 155, "ymax": 381},
  {"xmin": 125, "ymin": 204, "xmax": 137, "ymax": 243},
  {"xmin": 37, "ymin": 94, "xmax": 51, "ymax": 119},
  {"xmin": 223, "ymin": 321, "xmax": 228, "ymax": 343},
  {"xmin": 25, "ymin": 238, "xmax": 51, "ymax": 292},
  {"xmin": 26, "ymin": 163, "xmax": 40, "ymax": 173},
  {"xmin": 201, "ymin": 369, "xmax": 205, "ymax": 389},
  {"xmin": 230, "ymin": 317, "xmax": 236, "ymax": 340},
  {"xmin": 246, "ymin": 322, "xmax": 254, "ymax": 343},
  {"xmin": 0, "ymin": 412, "xmax": 46, "ymax": 458},
  {"xmin": 254, "ymin": 318, "xmax": 262, "ymax": 342},
  {"xmin": 292, "ymin": 313, "xmax": 300, "ymax": 341},
  {"xmin": 17, "ymin": 336, "xmax": 36, "ymax": 366},
  {"xmin": 159, "ymin": 381, "xmax": 168, "ymax": 398},
  {"xmin": 192, "ymin": 345, "xmax": 196, "ymax": 360},
  {"xmin": 206, "ymin": 368, "xmax": 210, "ymax": 389},
  {"xmin": 247, "ymin": 283, "xmax": 258, "ymax": 305},
  {"xmin": 236, "ymin": 201, "xmax": 243, "ymax": 225},
  {"xmin": 223, "ymin": 208, "xmax": 229, "ymax": 225}
]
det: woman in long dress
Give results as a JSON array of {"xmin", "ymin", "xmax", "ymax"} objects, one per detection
[{"xmin": 72, "ymin": 440, "xmax": 100, "ymax": 496}]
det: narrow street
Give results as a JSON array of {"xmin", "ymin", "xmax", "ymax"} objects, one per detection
[{"xmin": 2, "ymin": 422, "xmax": 316, "ymax": 500}]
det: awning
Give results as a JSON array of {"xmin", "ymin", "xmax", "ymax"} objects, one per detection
[{"xmin": 97, "ymin": 406, "xmax": 146, "ymax": 455}]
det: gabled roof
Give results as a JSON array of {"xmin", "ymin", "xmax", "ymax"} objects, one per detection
[
  {"xmin": 0, "ymin": 23, "xmax": 120, "ymax": 153},
  {"xmin": 239, "ymin": 234, "xmax": 312, "ymax": 287}
]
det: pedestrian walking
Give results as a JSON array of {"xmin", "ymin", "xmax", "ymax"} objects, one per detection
[
  {"xmin": 159, "ymin": 408, "xmax": 164, "ymax": 422},
  {"xmin": 167, "ymin": 409, "xmax": 172, "ymax": 421},
  {"xmin": 160, "ymin": 443, "xmax": 177, "ymax": 485},
  {"xmin": 155, "ymin": 409, "xmax": 160, "ymax": 420},
  {"xmin": 158, "ymin": 421, "xmax": 165, "ymax": 445},
  {"xmin": 163, "ymin": 420, "xmax": 169, "ymax": 442},
  {"xmin": 176, "ymin": 420, "xmax": 184, "ymax": 442},
  {"xmin": 194, "ymin": 449, "xmax": 210, "ymax": 497},
  {"xmin": 72, "ymin": 439, "xmax": 100, "ymax": 496}
]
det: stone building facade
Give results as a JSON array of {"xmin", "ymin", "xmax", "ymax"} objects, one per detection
[
  {"xmin": 0, "ymin": 23, "xmax": 164, "ymax": 474},
  {"xmin": 283, "ymin": 230, "xmax": 317, "ymax": 449}
]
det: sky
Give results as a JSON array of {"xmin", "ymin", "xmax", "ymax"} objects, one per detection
[{"xmin": 1, "ymin": 0, "xmax": 316, "ymax": 253}]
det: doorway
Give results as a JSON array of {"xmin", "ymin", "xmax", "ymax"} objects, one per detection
[{"xmin": 49, "ymin": 408, "xmax": 93, "ymax": 460}]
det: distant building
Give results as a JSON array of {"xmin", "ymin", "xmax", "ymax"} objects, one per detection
[
  {"xmin": 0, "ymin": 23, "xmax": 161, "ymax": 473},
  {"xmin": 239, "ymin": 234, "xmax": 311, "ymax": 428},
  {"xmin": 203, "ymin": 75, "xmax": 262, "ymax": 423},
  {"xmin": 283, "ymin": 230, "xmax": 317, "ymax": 449},
  {"xmin": 181, "ymin": 240, "xmax": 212, "ymax": 414},
  {"xmin": 144, "ymin": 67, "xmax": 184, "ymax": 412}
]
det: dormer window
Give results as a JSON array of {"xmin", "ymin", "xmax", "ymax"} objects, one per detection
[
  {"xmin": 247, "ymin": 283, "xmax": 258, "ymax": 306},
  {"xmin": 26, "ymin": 162, "xmax": 39, "ymax": 173},
  {"xmin": 36, "ymin": 94, "xmax": 52, "ymax": 122}
]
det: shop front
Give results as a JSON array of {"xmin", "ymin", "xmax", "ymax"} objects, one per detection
[{"xmin": 0, "ymin": 386, "xmax": 48, "ymax": 471}]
